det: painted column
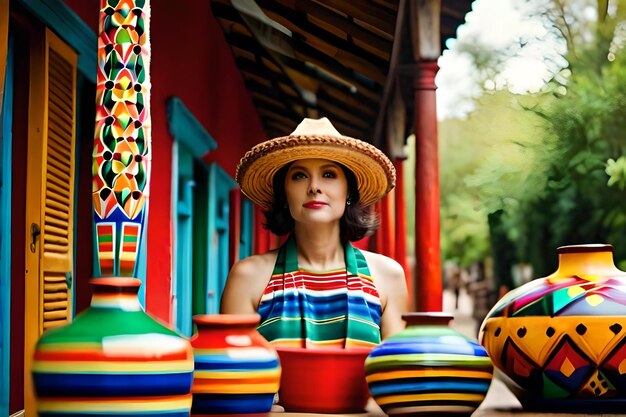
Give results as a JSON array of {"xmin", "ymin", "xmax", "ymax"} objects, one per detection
[
  {"xmin": 413, "ymin": 60, "xmax": 441, "ymax": 311},
  {"xmin": 408, "ymin": 0, "xmax": 442, "ymax": 311},
  {"xmin": 93, "ymin": 0, "xmax": 151, "ymax": 278},
  {"xmin": 254, "ymin": 205, "xmax": 270, "ymax": 255},
  {"xmin": 394, "ymin": 159, "xmax": 412, "ymax": 310}
]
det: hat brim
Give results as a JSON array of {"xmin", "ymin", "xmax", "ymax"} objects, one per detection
[{"xmin": 236, "ymin": 134, "xmax": 396, "ymax": 209}]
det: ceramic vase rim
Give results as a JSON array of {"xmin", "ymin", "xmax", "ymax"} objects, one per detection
[
  {"xmin": 192, "ymin": 313, "xmax": 260, "ymax": 326},
  {"xmin": 88, "ymin": 277, "xmax": 141, "ymax": 288},
  {"xmin": 402, "ymin": 311, "xmax": 453, "ymax": 326},
  {"xmin": 276, "ymin": 346, "xmax": 373, "ymax": 355},
  {"xmin": 557, "ymin": 243, "xmax": 612, "ymax": 254}
]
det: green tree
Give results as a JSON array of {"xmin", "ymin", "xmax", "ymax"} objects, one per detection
[
  {"xmin": 519, "ymin": 34, "xmax": 626, "ymax": 272},
  {"xmin": 439, "ymin": 90, "xmax": 550, "ymax": 271},
  {"xmin": 439, "ymin": 0, "xmax": 626, "ymax": 285}
]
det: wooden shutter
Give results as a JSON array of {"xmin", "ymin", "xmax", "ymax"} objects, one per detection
[
  {"xmin": 24, "ymin": 28, "xmax": 77, "ymax": 415},
  {"xmin": 40, "ymin": 32, "xmax": 76, "ymax": 330}
]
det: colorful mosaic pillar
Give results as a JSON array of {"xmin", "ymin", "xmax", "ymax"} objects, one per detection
[{"xmin": 93, "ymin": 0, "xmax": 151, "ymax": 277}]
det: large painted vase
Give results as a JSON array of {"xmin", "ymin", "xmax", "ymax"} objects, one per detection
[
  {"xmin": 190, "ymin": 314, "xmax": 281, "ymax": 415},
  {"xmin": 31, "ymin": 277, "xmax": 194, "ymax": 416},
  {"xmin": 480, "ymin": 244, "xmax": 626, "ymax": 412},
  {"xmin": 364, "ymin": 312, "xmax": 493, "ymax": 416}
]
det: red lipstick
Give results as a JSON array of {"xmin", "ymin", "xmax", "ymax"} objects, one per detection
[{"xmin": 303, "ymin": 201, "xmax": 328, "ymax": 209}]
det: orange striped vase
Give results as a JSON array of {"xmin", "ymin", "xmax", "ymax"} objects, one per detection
[
  {"xmin": 31, "ymin": 278, "xmax": 194, "ymax": 416},
  {"xmin": 365, "ymin": 312, "xmax": 493, "ymax": 416},
  {"xmin": 190, "ymin": 314, "xmax": 281, "ymax": 416}
]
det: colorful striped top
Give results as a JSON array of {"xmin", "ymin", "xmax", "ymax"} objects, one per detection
[{"xmin": 257, "ymin": 235, "xmax": 382, "ymax": 349}]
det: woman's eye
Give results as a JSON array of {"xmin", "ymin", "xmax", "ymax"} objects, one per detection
[
  {"xmin": 323, "ymin": 171, "xmax": 337, "ymax": 178},
  {"xmin": 291, "ymin": 172, "xmax": 306, "ymax": 180}
]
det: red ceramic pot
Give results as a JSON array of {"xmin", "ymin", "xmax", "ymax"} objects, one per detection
[{"xmin": 276, "ymin": 347, "xmax": 372, "ymax": 413}]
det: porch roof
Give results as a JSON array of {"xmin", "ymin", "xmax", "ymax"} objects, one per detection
[{"xmin": 211, "ymin": 0, "xmax": 474, "ymax": 153}]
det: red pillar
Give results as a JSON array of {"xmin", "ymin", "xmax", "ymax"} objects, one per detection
[
  {"xmin": 378, "ymin": 193, "xmax": 395, "ymax": 258},
  {"xmin": 394, "ymin": 159, "xmax": 413, "ymax": 310},
  {"xmin": 253, "ymin": 205, "xmax": 269, "ymax": 255},
  {"xmin": 414, "ymin": 60, "xmax": 442, "ymax": 312}
]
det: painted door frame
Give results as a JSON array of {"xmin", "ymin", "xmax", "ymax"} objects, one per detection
[
  {"xmin": 0, "ymin": 28, "xmax": 13, "ymax": 417},
  {"xmin": 167, "ymin": 97, "xmax": 217, "ymax": 332},
  {"xmin": 172, "ymin": 141, "xmax": 195, "ymax": 336},
  {"xmin": 206, "ymin": 163, "xmax": 236, "ymax": 314}
]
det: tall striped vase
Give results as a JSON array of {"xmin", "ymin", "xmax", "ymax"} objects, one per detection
[
  {"xmin": 190, "ymin": 314, "xmax": 281, "ymax": 416},
  {"xmin": 31, "ymin": 278, "xmax": 194, "ymax": 416},
  {"xmin": 364, "ymin": 312, "xmax": 493, "ymax": 416}
]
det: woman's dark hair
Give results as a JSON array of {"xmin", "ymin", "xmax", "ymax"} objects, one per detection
[{"xmin": 263, "ymin": 162, "xmax": 379, "ymax": 241}]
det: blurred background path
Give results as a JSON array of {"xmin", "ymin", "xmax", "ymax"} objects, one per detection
[{"xmin": 442, "ymin": 287, "xmax": 522, "ymax": 412}]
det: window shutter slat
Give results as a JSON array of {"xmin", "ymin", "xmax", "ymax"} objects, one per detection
[{"xmin": 39, "ymin": 32, "xmax": 77, "ymax": 329}]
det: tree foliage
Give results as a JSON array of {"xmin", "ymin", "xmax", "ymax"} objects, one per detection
[
  {"xmin": 439, "ymin": 0, "xmax": 626, "ymax": 283},
  {"xmin": 516, "ymin": 3, "xmax": 626, "ymax": 273},
  {"xmin": 439, "ymin": 90, "xmax": 549, "ymax": 268}
]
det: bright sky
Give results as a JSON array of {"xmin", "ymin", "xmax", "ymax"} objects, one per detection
[{"xmin": 435, "ymin": 0, "xmax": 569, "ymax": 120}]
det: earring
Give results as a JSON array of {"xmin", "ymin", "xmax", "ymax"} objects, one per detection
[{"xmin": 346, "ymin": 198, "xmax": 351, "ymax": 206}]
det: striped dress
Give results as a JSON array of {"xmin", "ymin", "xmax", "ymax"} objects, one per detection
[{"xmin": 257, "ymin": 235, "xmax": 382, "ymax": 348}]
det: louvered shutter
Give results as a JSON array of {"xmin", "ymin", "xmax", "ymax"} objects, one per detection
[
  {"xmin": 25, "ymin": 28, "xmax": 77, "ymax": 336},
  {"xmin": 24, "ymin": 28, "xmax": 77, "ymax": 416},
  {"xmin": 41, "ymin": 39, "xmax": 76, "ymax": 329}
]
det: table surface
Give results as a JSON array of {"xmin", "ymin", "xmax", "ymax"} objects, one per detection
[{"xmin": 269, "ymin": 377, "xmax": 626, "ymax": 417}]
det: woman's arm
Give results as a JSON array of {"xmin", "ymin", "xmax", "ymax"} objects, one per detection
[
  {"xmin": 363, "ymin": 252, "xmax": 409, "ymax": 339},
  {"xmin": 219, "ymin": 252, "xmax": 278, "ymax": 314}
]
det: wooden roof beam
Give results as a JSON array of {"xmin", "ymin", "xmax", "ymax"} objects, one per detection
[
  {"xmin": 312, "ymin": 0, "xmax": 396, "ymax": 35},
  {"xmin": 283, "ymin": 0, "xmax": 392, "ymax": 57},
  {"xmin": 372, "ymin": 0, "xmax": 406, "ymax": 148},
  {"xmin": 257, "ymin": 0, "xmax": 389, "ymax": 84}
]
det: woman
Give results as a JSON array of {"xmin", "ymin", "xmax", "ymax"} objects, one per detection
[{"xmin": 221, "ymin": 118, "xmax": 408, "ymax": 347}]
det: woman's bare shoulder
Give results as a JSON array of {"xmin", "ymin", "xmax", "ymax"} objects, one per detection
[
  {"xmin": 359, "ymin": 249, "xmax": 404, "ymax": 276},
  {"xmin": 230, "ymin": 250, "xmax": 279, "ymax": 279},
  {"xmin": 359, "ymin": 249, "xmax": 409, "ymax": 339},
  {"xmin": 220, "ymin": 249, "xmax": 280, "ymax": 314}
]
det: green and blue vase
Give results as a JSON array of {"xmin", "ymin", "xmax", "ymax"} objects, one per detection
[
  {"xmin": 31, "ymin": 277, "xmax": 194, "ymax": 416},
  {"xmin": 365, "ymin": 312, "xmax": 493, "ymax": 416}
]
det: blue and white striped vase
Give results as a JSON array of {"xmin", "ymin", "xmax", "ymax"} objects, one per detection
[{"xmin": 364, "ymin": 312, "xmax": 493, "ymax": 416}]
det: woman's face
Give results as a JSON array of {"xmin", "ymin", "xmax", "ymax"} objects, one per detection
[{"xmin": 284, "ymin": 158, "xmax": 349, "ymax": 225}]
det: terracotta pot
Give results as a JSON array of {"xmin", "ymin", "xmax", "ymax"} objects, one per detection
[
  {"xmin": 190, "ymin": 314, "xmax": 281, "ymax": 415},
  {"xmin": 480, "ymin": 244, "xmax": 626, "ymax": 412},
  {"xmin": 276, "ymin": 347, "xmax": 372, "ymax": 413},
  {"xmin": 31, "ymin": 277, "xmax": 194, "ymax": 416},
  {"xmin": 365, "ymin": 312, "xmax": 493, "ymax": 416}
]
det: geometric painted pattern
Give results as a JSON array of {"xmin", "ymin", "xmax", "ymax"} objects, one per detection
[
  {"xmin": 93, "ymin": 0, "xmax": 151, "ymax": 277},
  {"xmin": 481, "ymin": 270, "xmax": 626, "ymax": 416},
  {"xmin": 95, "ymin": 223, "xmax": 115, "ymax": 276},
  {"xmin": 483, "ymin": 316, "xmax": 626, "ymax": 408},
  {"xmin": 543, "ymin": 337, "xmax": 593, "ymax": 393},
  {"xmin": 479, "ymin": 249, "xmax": 626, "ymax": 410}
]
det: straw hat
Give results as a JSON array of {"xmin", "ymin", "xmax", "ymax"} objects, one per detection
[{"xmin": 236, "ymin": 118, "xmax": 396, "ymax": 209}]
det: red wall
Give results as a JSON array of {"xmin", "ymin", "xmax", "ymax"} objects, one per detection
[{"xmin": 64, "ymin": 0, "xmax": 266, "ymax": 323}]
